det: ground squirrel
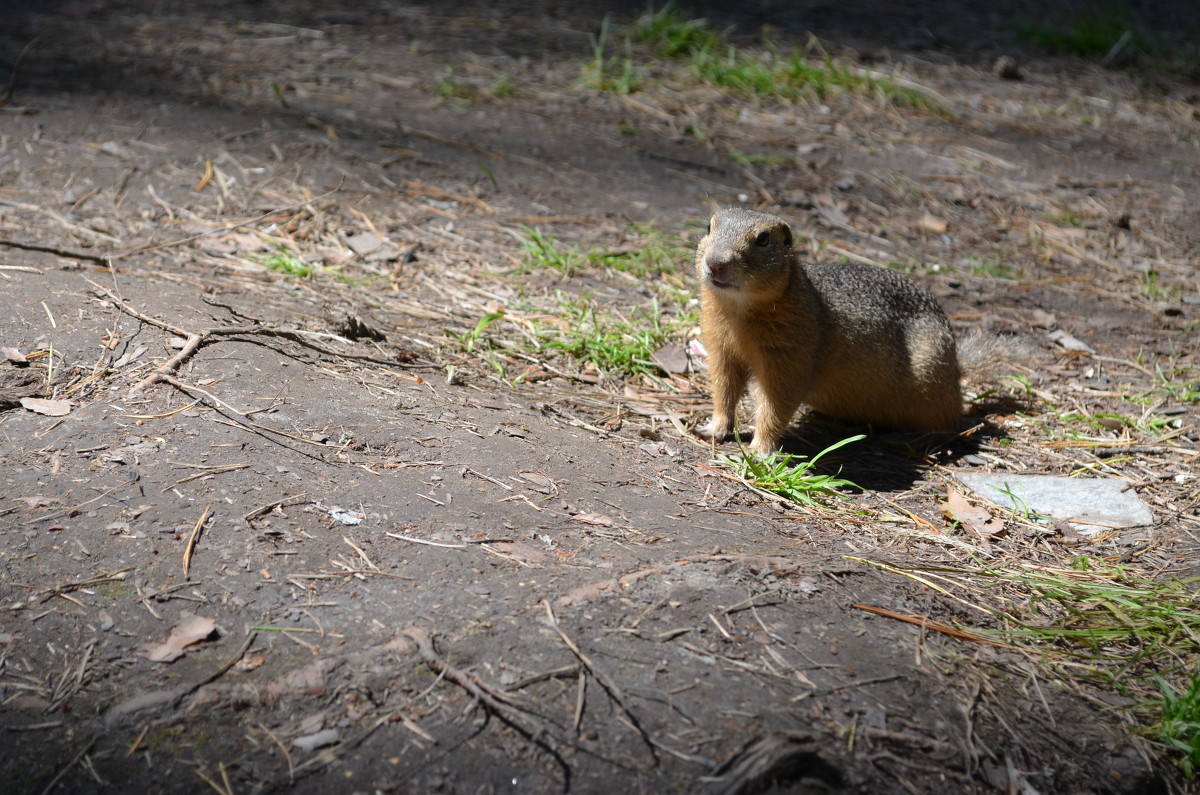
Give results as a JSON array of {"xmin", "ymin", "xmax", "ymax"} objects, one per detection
[{"xmin": 695, "ymin": 207, "xmax": 1004, "ymax": 455}]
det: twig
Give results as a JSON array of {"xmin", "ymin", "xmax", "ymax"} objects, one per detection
[
  {"xmin": 38, "ymin": 733, "xmax": 96, "ymax": 795},
  {"xmin": 0, "ymin": 238, "xmax": 109, "ymax": 266},
  {"xmin": 385, "ymin": 532, "xmax": 465, "ymax": 549},
  {"xmin": 400, "ymin": 627, "xmax": 573, "ymax": 791},
  {"xmin": 343, "ymin": 536, "xmax": 380, "ymax": 571},
  {"xmin": 256, "ymin": 721, "xmax": 295, "ymax": 781},
  {"xmin": 542, "ymin": 600, "xmax": 659, "ymax": 764},
  {"xmin": 88, "ymin": 281, "xmax": 431, "ymax": 395},
  {"xmin": 183, "ymin": 505, "xmax": 211, "ymax": 580},
  {"xmin": 0, "ymin": 37, "xmax": 39, "ymax": 109},
  {"xmin": 851, "ymin": 604, "xmax": 1025, "ymax": 651},
  {"xmin": 37, "ymin": 567, "xmax": 135, "ymax": 604},
  {"xmin": 244, "ymin": 493, "xmax": 311, "ymax": 522},
  {"xmin": 160, "ymin": 375, "xmax": 248, "ymax": 416},
  {"xmin": 165, "ymin": 632, "xmax": 257, "ymax": 709}
]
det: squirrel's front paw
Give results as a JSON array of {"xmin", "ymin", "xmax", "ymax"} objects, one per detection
[{"xmin": 694, "ymin": 419, "xmax": 733, "ymax": 442}]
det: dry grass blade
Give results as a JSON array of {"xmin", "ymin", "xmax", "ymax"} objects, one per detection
[
  {"xmin": 852, "ymin": 604, "xmax": 1026, "ymax": 651},
  {"xmin": 183, "ymin": 505, "xmax": 211, "ymax": 580}
]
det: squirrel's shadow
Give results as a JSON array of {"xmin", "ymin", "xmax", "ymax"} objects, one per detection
[{"xmin": 770, "ymin": 402, "xmax": 1018, "ymax": 493}]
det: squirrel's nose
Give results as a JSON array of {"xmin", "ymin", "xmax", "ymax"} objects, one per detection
[{"xmin": 704, "ymin": 252, "xmax": 729, "ymax": 281}]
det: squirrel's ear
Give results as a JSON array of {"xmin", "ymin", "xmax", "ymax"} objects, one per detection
[{"xmin": 781, "ymin": 224, "xmax": 793, "ymax": 247}]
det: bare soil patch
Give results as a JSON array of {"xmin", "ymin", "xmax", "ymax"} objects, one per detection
[{"xmin": 1, "ymin": 2, "xmax": 1197, "ymax": 793}]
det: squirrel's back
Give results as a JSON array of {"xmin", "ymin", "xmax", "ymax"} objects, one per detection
[{"xmin": 798, "ymin": 260, "xmax": 962, "ymax": 431}]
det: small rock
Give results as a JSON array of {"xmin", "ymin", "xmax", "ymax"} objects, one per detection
[
  {"xmin": 652, "ymin": 343, "xmax": 689, "ymax": 374},
  {"xmin": 919, "ymin": 213, "xmax": 948, "ymax": 234},
  {"xmin": 292, "ymin": 729, "xmax": 339, "ymax": 752},
  {"xmin": 1048, "ymin": 329, "xmax": 1095, "ymax": 354},
  {"xmin": 955, "ymin": 472, "xmax": 1153, "ymax": 535},
  {"xmin": 992, "ymin": 55, "xmax": 1022, "ymax": 80}
]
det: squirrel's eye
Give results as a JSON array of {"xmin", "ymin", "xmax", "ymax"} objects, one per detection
[
  {"xmin": 755, "ymin": 231, "xmax": 770, "ymax": 247},
  {"xmin": 707, "ymin": 220, "xmax": 713, "ymax": 236}
]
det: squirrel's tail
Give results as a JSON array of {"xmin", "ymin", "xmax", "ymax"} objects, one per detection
[{"xmin": 957, "ymin": 331, "xmax": 1030, "ymax": 381}]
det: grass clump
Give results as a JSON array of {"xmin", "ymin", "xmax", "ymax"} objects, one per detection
[
  {"xmin": 861, "ymin": 556, "xmax": 1200, "ymax": 775},
  {"xmin": 518, "ymin": 227, "xmax": 589, "ymax": 276},
  {"xmin": 582, "ymin": 16, "xmax": 643, "ymax": 95},
  {"xmin": 588, "ymin": 223, "xmax": 691, "ymax": 278},
  {"xmin": 532, "ymin": 293, "xmax": 691, "ymax": 379},
  {"xmin": 633, "ymin": 3, "xmax": 723, "ymax": 57},
  {"xmin": 603, "ymin": 4, "xmax": 945, "ymax": 113},
  {"xmin": 455, "ymin": 292, "xmax": 694, "ymax": 382},
  {"xmin": 262, "ymin": 247, "xmax": 315, "ymax": 278},
  {"xmin": 516, "ymin": 225, "xmax": 692, "ymax": 301},
  {"xmin": 979, "ymin": 561, "xmax": 1200, "ymax": 676},
  {"xmin": 721, "ymin": 434, "xmax": 864, "ymax": 508},
  {"xmin": 1015, "ymin": 10, "xmax": 1154, "ymax": 60},
  {"xmin": 1150, "ymin": 673, "xmax": 1200, "ymax": 778}
]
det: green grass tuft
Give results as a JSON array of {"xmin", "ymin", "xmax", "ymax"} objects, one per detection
[
  {"xmin": 975, "ymin": 561, "xmax": 1200, "ymax": 682},
  {"xmin": 1150, "ymin": 673, "xmax": 1200, "ymax": 778},
  {"xmin": 533, "ymin": 293, "xmax": 691, "ymax": 378},
  {"xmin": 721, "ymin": 434, "xmax": 864, "ymax": 508},
  {"xmin": 633, "ymin": 4, "xmax": 723, "ymax": 58},
  {"xmin": 262, "ymin": 247, "xmax": 315, "ymax": 278},
  {"xmin": 591, "ymin": 6, "xmax": 947, "ymax": 114},
  {"xmin": 517, "ymin": 226, "xmax": 588, "ymax": 276},
  {"xmin": 1015, "ymin": 10, "xmax": 1158, "ymax": 60},
  {"xmin": 582, "ymin": 15, "xmax": 643, "ymax": 94}
]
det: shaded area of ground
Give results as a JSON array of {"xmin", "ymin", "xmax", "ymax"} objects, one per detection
[{"xmin": 1, "ymin": 2, "xmax": 1198, "ymax": 794}]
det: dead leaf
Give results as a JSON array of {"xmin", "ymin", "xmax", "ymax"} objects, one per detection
[
  {"xmin": 343, "ymin": 230, "xmax": 384, "ymax": 255},
  {"xmin": 1052, "ymin": 518, "xmax": 1083, "ymax": 543},
  {"xmin": 919, "ymin": 212, "xmax": 948, "ymax": 234},
  {"xmin": 517, "ymin": 471, "xmax": 556, "ymax": 493},
  {"xmin": 113, "ymin": 345, "xmax": 147, "ymax": 368},
  {"xmin": 651, "ymin": 343, "xmax": 690, "ymax": 374},
  {"xmin": 942, "ymin": 487, "xmax": 1005, "ymax": 539},
  {"xmin": 199, "ymin": 232, "xmax": 267, "ymax": 256},
  {"xmin": 1030, "ymin": 308, "xmax": 1057, "ymax": 329},
  {"xmin": 1, "ymin": 347, "xmax": 28, "ymax": 364},
  {"xmin": 297, "ymin": 711, "xmax": 326, "ymax": 735},
  {"xmin": 140, "ymin": 613, "xmax": 220, "ymax": 663},
  {"xmin": 20, "ymin": 397, "xmax": 73, "ymax": 416},
  {"xmin": 572, "ymin": 512, "xmax": 613, "ymax": 526},
  {"xmin": 1047, "ymin": 329, "xmax": 1095, "ymax": 354},
  {"xmin": 234, "ymin": 655, "xmax": 265, "ymax": 672}
]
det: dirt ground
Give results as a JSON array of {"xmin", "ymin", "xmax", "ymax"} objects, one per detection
[{"xmin": 2, "ymin": 2, "xmax": 1198, "ymax": 793}]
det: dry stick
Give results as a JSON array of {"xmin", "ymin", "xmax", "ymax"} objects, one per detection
[
  {"xmin": 38, "ymin": 733, "xmax": 97, "ymax": 795},
  {"xmin": 244, "ymin": 493, "xmax": 311, "ymax": 522},
  {"xmin": 400, "ymin": 627, "xmax": 574, "ymax": 789},
  {"xmin": 167, "ymin": 632, "xmax": 257, "ymax": 709},
  {"xmin": 541, "ymin": 600, "xmax": 659, "ymax": 764},
  {"xmin": 183, "ymin": 505, "xmax": 211, "ymax": 580},
  {"xmin": 0, "ymin": 37, "xmax": 38, "ymax": 108},
  {"xmin": 6, "ymin": 190, "xmax": 339, "ymax": 271},
  {"xmin": 38, "ymin": 566, "xmax": 135, "ymax": 604},
  {"xmin": 851, "ymin": 604, "xmax": 1026, "ymax": 651},
  {"xmin": 160, "ymin": 374, "xmax": 248, "ymax": 416},
  {"xmin": 102, "ymin": 635, "xmax": 250, "ymax": 734},
  {"xmin": 89, "ymin": 282, "xmax": 430, "ymax": 396},
  {"xmin": 0, "ymin": 238, "xmax": 110, "ymax": 266}
]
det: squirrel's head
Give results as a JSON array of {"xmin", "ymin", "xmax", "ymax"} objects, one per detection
[{"xmin": 696, "ymin": 208, "xmax": 795, "ymax": 304}]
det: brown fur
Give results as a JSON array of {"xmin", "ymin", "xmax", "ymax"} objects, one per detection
[{"xmin": 695, "ymin": 208, "xmax": 963, "ymax": 455}]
